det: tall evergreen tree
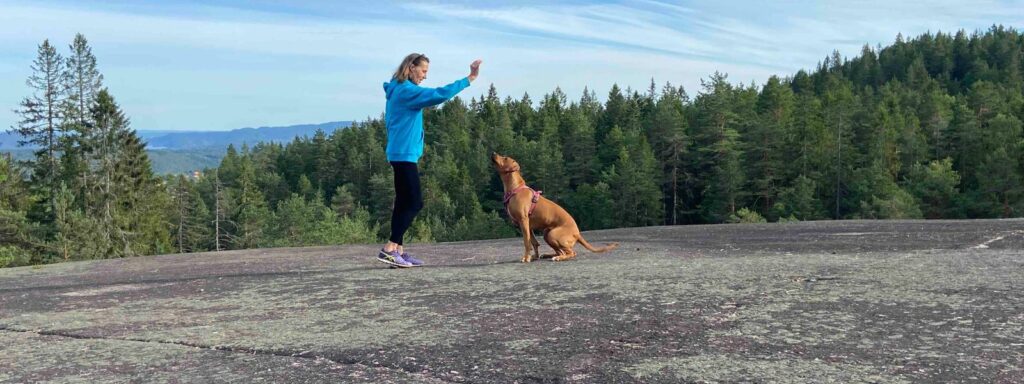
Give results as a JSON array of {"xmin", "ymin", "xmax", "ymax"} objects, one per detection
[
  {"xmin": 53, "ymin": 183, "xmax": 109, "ymax": 261},
  {"xmin": 61, "ymin": 33, "xmax": 104, "ymax": 208},
  {"xmin": 603, "ymin": 136, "xmax": 663, "ymax": 227},
  {"xmin": 562, "ymin": 106, "xmax": 597, "ymax": 189},
  {"xmin": 648, "ymin": 84, "xmax": 689, "ymax": 224},
  {"xmin": 12, "ymin": 40, "xmax": 66, "ymax": 224},
  {"xmin": 89, "ymin": 89, "xmax": 132, "ymax": 256},
  {"xmin": 0, "ymin": 155, "xmax": 36, "ymax": 265},
  {"xmin": 748, "ymin": 76, "xmax": 792, "ymax": 218},
  {"xmin": 692, "ymin": 73, "xmax": 744, "ymax": 222},
  {"xmin": 232, "ymin": 154, "xmax": 272, "ymax": 248},
  {"xmin": 819, "ymin": 73, "xmax": 856, "ymax": 218},
  {"xmin": 170, "ymin": 175, "xmax": 211, "ymax": 253},
  {"xmin": 907, "ymin": 158, "xmax": 961, "ymax": 219},
  {"xmin": 210, "ymin": 169, "xmax": 234, "ymax": 251},
  {"xmin": 114, "ymin": 129, "xmax": 170, "ymax": 255}
]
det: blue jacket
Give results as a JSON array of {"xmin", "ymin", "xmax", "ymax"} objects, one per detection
[{"xmin": 383, "ymin": 77, "xmax": 471, "ymax": 162}]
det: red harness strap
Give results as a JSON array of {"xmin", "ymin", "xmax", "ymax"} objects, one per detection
[{"xmin": 503, "ymin": 185, "xmax": 542, "ymax": 226}]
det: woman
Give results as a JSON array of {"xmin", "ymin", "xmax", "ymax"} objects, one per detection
[{"xmin": 377, "ymin": 53, "xmax": 481, "ymax": 268}]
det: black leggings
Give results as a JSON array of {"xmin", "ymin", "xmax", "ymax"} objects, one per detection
[{"xmin": 389, "ymin": 161, "xmax": 423, "ymax": 245}]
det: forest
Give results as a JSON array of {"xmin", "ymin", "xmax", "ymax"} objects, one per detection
[{"xmin": 2, "ymin": 26, "xmax": 1022, "ymax": 267}]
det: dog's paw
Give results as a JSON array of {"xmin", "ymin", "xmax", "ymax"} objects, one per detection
[{"xmin": 521, "ymin": 255, "xmax": 533, "ymax": 263}]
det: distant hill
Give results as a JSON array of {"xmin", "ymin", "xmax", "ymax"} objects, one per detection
[
  {"xmin": 144, "ymin": 121, "xmax": 354, "ymax": 150},
  {"xmin": 146, "ymin": 148, "xmax": 226, "ymax": 174},
  {"xmin": 0, "ymin": 131, "xmax": 26, "ymax": 149},
  {"xmin": 2, "ymin": 147, "xmax": 224, "ymax": 175},
  {"xmin": 2, "ymin": 120, "xmax": 354, "ymax": 174},
  {"xmin": 1, "ymin": 121, "xmax": 354, "ymax": 150}
]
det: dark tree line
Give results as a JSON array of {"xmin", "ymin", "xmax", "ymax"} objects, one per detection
[{"xmin": 3, "ymin": 26, "xmax": 1023, "ymax": 267}]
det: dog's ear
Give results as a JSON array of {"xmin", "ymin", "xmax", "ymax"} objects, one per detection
[{"xmin": 501, "ymin": 160, "xmax": 519, "ymax": 173}]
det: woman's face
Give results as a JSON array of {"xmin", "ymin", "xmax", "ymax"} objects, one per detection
[{"xmin": 411, "ymin": 61, "xmax": 429, "ymax": 84}]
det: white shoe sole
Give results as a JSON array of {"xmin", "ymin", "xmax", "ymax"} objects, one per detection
[{"xmin": 377, "ymin": 256, "xmax": 412, "ymax": 268}]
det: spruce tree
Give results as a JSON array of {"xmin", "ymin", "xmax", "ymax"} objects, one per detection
[
  {"xmin": 233, "ymin": 154, "xmax": 272, "ymax": 248},
  {"xmin": 749, "ymin": 76, "xmax": 792, "ymax": 218},
  {"xmin": 649, "ymin": 83, "xmax": 689, "ymax": 224},
  {"xmin": 61, "ymin": 33, "xmax": 104, "ymax": 208},
  {"xmin": 12, "ymin": 40, "xmax": 66, "ymax": 224}
]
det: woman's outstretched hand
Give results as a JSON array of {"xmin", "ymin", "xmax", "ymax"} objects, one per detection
[{"xmin": 469, "ymin": 59, "xmax": 482, "ymax": 82}]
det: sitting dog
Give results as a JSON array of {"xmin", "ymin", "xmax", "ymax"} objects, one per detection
[{"xmin": 491, "ymin": 152, "xmax": 619, "ymax": 262}]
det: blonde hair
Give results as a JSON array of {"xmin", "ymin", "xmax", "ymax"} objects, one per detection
[{"xmin": 392, "ymin": 53, "xmax": 429, "ymax": 82}]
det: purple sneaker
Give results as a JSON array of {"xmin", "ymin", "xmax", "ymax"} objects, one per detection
[
  {"xmin": 401, "ymin": 253, "xmax": 424, "ymax": 267},
  {"xmin": 377, "ymin": 249, "xmax": 412, "ymax": 268}
]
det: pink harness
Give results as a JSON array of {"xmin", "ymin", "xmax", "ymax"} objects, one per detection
[{"xmin": 503, "ymin": 185, "xmax": 542, "ymax": 226}]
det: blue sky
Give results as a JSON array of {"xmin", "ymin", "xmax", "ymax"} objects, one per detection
[{"xmin": 1, "ymin": 0, "xmax": 1022, "ymax": 131}]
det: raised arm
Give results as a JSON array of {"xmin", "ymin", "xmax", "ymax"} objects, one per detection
[
  {"xmin": 401, "ymin": 78, "xmax": 471, "ymax": 110},
  {"xmin": 401, "ymin": 59, "xmax": 482, "ymax": 110}
]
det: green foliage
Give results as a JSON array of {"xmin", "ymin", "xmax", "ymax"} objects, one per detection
[
  {"xmin": 53, "ymin": 184, "xmax": 110, "ymax": 261},
  {"xmin": 269, "ymin": 193, "xmax": 378, "ymax": 247},
  {"xmin": 773, "ymin": 175, "xmax": 828, "ymax": 221},
  {"xmin": 856, "ymin": 187, "xmax": 924, "ymax": 220},
  {"xmin": 0, "ymin": 245, "xmax": 32, "ymax": 268},
  {"xmin": 565, "ymin": 182, "xmax": 614, "ymax": 230},
  {"xmin": 8, "ymin": 27, "xmax": 1024, "ymax": 267},
  {"xmin": 728, "ymin": 208, "xmax": 767, "ymax": 224},
  {"xmin": 907, "ymin": 158, "xmax": 961, "ymax": 218}
]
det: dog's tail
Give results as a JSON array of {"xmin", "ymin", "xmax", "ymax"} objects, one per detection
[{"xmin": 576, "ymin": 233, "xmax": 619, "ymax": 253}]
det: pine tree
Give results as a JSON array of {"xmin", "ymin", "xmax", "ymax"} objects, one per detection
[
  {"xmin": 366, "ymin": 171, "xmax": 395, "ymax": 231},
  {"xmin": 561, "ymin": 106, "xmax": 597, "ymax": 189},
  {"xmin": 218, "ymin": 144, "xmax": 241, "ymax": 188},
  {"xmin": 311, "ymin": 129, "xmax": 332, "ymax": 192},
  {"xmin": 188, "ymin": 184, "xmax": 213, "ymax": 252},
  {"xmin": 89, "ymin": 89, "xmax": 133, "ymax": 256},
  {"xmin": 210, "ymin": 169, "xmax": 234, "ymax": 251},
  {"xmin": 692, "ymin": 73, "xmax": 744, "ymax": 222},
  {"xmin": 52, "ymin": 183, "xmax": 75, "ymax": 261},
  {"xmin": 115, "ymin": 129, "xmax": 170, "ymax": 255},
  {"xmin": 566, "ymin": 182, "xmax": 614, "ymax": 230},
  {"xmin": 0, "ymin": 155, "xmax": 36, "ymax": 265},
  {"xmin": 297, "ymin": 174, "xmax": 315, "ymax": 202},
  {"xmin": 12, "ymin": 40, "xmax": 66, "ymax": 224},
  {"xmin": 170, "ymin": 175, "xmax": 207, "ymax": 253},
  {"xmin": 908, "ymin": 158, "xmax": 961, "ymax": 219},
  {"xmin": 233, "ymin": 154, "xmax": 272, "ymax": 248},
  {"xmin": 330, "ymin": 184, "xmax": 357, "ymax": 217},
  {"xmin": 974, "ymin": 122, "xmax": 1023, "ymax": 217},
  {"xmin": 598, "ymin": 84, "xmax": 627, "ymax": 148},
  {"xmin": 479, "ymin": 84, "xmax": 516, "ymax": 154},
  {"xmin": 602, "ymin": 127, "xmax": 663, "ymax": 227},
  {"xmin": 749, "ymin": 76, "xmax": 792, "ymax": 218},
  {"xmin": 53, "ymin": 183, "xmax": 109, "ymax": 261},
  {"xmin": 272, "ymin": 193, "xmax": 314, "ymax": 246},
  {"xmin": 648, "ymin": 83, "xmax": 689, "ymax": 224},
  {"xmin": 820, "ymin": 74, "xmax": 856, "ymax": 218},
  {"xmin": 509, "ymin": 93, "xmax": 536, "ymax": 140},
  {"xmin": 773, "ymin": 175, "xmax": 827, "ymax": 220},
  {"xmin": 527, "ymin": 110, "xmax": 568, "ymax": 199},
  {"xmin": 578, "ymin": 87, "xmax": 602, "ymax": 125},
  {"xmin": 61, "ymin": 34, "xmax": 104, "ymax": 208}
]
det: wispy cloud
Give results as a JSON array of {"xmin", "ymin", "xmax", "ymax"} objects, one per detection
[{"xmin": 402, "ymin": 2, "xmax": 731, "ymax": 64}]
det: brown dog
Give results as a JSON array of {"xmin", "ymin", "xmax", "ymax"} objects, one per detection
[{"xmin": 491, "ymin": 153, "xmax": 619, "ymax": 262}]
